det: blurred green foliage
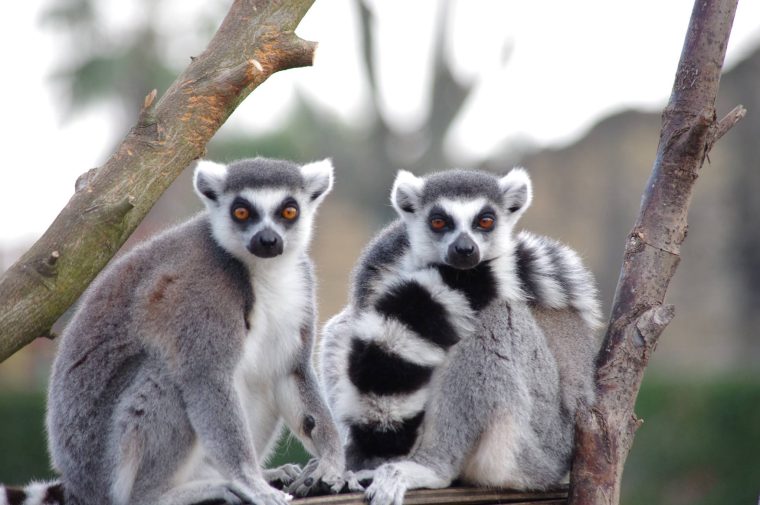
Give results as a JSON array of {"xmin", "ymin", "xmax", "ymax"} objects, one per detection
[
  {"xmin": 0, "ymin": 391, "xmax": 52, "ymax": 483},
  {"xmin": 2, "ymin": 377, "xmax": 758, "ymax": 505},
  {"xmin": 623, "ymin": 375, "xmax": 760, "ymax": 505}
]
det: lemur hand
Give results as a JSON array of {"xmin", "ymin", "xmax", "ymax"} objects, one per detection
[{"xmin": 286, "ymin": 457, "xmax": 364, "ymax": 497}]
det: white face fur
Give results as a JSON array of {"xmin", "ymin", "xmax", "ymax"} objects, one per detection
[
  {"xmin": 391, "ymin": 168, "xmax": 533, "ymax": 269},
  {"xmin": 193, "ymin": 158, "xmax": 334, "ymax": 267}
]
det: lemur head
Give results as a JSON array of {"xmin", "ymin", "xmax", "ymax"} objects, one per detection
[
  {"xmin": 391, "ymin": 168, "xmax": 532, "ymax": 269},
  {"xmin": 193, "ymin": 157, "xmax": 333, "ymax": 264}
]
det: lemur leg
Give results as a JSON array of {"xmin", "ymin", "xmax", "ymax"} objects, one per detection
[
  {"xmin": 113, "ymin": 362, "xmax": 291, "ymax": 505},
  {"xmin": 136, "ymin": 479, "xmax": 253, "ymax": 505},
  {"xmin": 366, "ymin": 305, "xmax": 539, "ymax": 505},
  {"xmin": 107, "ymin": 366, "xmax": 197, "ymax": 505}
]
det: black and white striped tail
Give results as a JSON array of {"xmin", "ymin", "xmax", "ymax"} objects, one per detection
[
  {"xmin": 515, "ymin": 231, "xmax": 603, "ymax": 329},
  {"xmin": 0, "ymin": 481, "xmax": 64, "ymax": 505}
]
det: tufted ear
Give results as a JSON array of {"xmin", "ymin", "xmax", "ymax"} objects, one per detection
[
  {"xmin": 300, "ymin": 158, "xmax": 334, "ymax": 204},
  {"xmin": 193, "ymin": 160, "xmax": 228, "ymax": 205},
  {"xmin": 391, "ymin": 170, "xmax": 424, "ymax": 216},
  {"xmin": 498, "ymin": 167, "xmax": 533, "ymax": 217}
]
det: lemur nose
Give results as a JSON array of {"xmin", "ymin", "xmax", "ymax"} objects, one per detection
[
  {"xmin": 455, "ymin": 243, "xmax": 475, "ymax": 256},
  {"xmin": 249, "ymin": 229, "xmax": 284, "ymax": 258},
  {"xmin": 259, "ymin": 233, "xmax": 278, "ymax": 247},
  {"xmin": 447, "ymin": 233, "xmax": 480, "ymax": 269}
]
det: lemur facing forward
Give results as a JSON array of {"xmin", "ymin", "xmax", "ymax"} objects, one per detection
[
  {"xmin": 318, "ymin": 168, "xmax": 602, "ymax": 504},
  {"xmin": 6, "ymin": 158, "xmax": 351, "ymax": 505}
]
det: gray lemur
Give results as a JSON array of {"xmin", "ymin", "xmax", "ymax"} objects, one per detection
[
  {"xmin": 11, "ymin": 158, "xmax": 349, "ymax": 505},
  {"xmin": 318, "ymin": 168, "xmax": 602, "ymax": 504}
]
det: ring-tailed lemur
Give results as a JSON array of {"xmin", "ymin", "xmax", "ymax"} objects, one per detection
[
  {"xmin": 4, "ymin": 158, "xmax": 352, "ymax": 505},
  {"xmin": 318, "ymin": 168, "xmax": 602, "ymax": 504}
]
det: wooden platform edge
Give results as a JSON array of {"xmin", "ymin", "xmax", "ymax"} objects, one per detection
[{"xmin": 293, "ymin": 486, "xmax": 569, "ymax": 505}]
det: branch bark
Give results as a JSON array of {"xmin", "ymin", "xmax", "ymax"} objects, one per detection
[
  {"xmin": 568, "ymin": 1, "xmax": 744, "ymax": 504},
  {"xmin": 0, "ymin": 0, "xmax": 316, "ymax": 362}
]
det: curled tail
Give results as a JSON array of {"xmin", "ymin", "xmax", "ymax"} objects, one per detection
[
  {"xmin": 0, "ymin": 481, "xmax": 64, "ymax": 505},
  {"xmin": 515, "ymin": 231, "xmax": 603, "ymax": 329}
]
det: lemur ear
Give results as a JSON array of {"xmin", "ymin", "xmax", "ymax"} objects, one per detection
[
  {"xmin": 301, "ymin": 158, "xmax": 334, "ymax": 203},
  {"xmin": 499, "ymin": 167, "xmax": 533, "ymax": 216},
  {"xmin": 391, "ymin": 170, "xmax": 424, "ymax": 215},
  {"xmin": 193, "ymin": 160, "xmax": 228, "ymax": 204}
]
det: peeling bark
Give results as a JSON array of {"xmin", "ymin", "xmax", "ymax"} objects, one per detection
[
  {"xmin": 0, "ymin": 0, "xmax": 316, "ymax": 362},
  {"xmin": 568, "ymin": 1, "xmax": 745, "ymax": 504}
]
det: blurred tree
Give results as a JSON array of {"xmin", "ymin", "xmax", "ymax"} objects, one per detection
[
  {"xmin": 42, "ymin": 0, "xmax": 488, "ymax": 221},
  {"xmin": 42, "ymin": 0, "xmax": 178, "ymax": 125}
]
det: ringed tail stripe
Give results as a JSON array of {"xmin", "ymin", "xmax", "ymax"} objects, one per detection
[
  {"xmin": 348, "ymin": 411, "xmax": 425, "ymax": 459},
  {"xmin": 348, "ymin": 338, "xmax": 434, "ymax": 395},
  {"xmin": 436, "ymin": 262, "xmax": 498, "ymax": 311},
  {"xmin": 374, "ymin": 280, "xmax": 460, "ymax": 349}
]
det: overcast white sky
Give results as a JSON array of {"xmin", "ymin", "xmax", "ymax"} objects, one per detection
[{"xmin": 0, "ymin": 0, "xmax": 759, "ymax": 252}]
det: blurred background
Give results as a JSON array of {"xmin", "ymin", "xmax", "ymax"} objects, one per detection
[{"xmin": 0, "ymin": 0, "xmax": 759, "ymax": 503}]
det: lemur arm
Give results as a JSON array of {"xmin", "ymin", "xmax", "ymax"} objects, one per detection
[{"xmin": 275, "ymin": 321, "xmax": 358, "ymax": 497}]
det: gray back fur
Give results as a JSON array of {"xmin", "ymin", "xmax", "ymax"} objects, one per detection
[{"xmin": 47, "ymin": 215, "xmax": 251, "ymax": 504}]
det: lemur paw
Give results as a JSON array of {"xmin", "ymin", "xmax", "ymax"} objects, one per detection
[
  {"xmin": 264, "ymin": 464, "xmax": 302, "ymax": 488},
  {"xmin": 365, "ymin": 464, "xmax": 407, "ymax": 505},
  {"xmin": 286, "ymin": 457, "xmax": 362, "ymax": 497},
  {"xmin": 229, "ymin": 480, "xmax": 293, "ymax": 505}
]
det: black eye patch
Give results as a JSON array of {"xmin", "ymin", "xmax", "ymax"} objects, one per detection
[
  {"xmin": 473, "ymin": 206, "xmax": 497, "ymax": 231},
  {"xmin": 275, "ymin": 197, "xmax": 300, "ymax": 227},
  {"xmin": 428, "ymin": 205, "xmax": 453, "ymax": 233},
  {"xmin": 229, "ymin": 197, "xmax": 260, "ymax": 226}
]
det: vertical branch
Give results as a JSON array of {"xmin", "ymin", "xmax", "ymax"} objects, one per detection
[{"xmin": 568, "ymin": 1, "xmax": 745, "ymax": 504}]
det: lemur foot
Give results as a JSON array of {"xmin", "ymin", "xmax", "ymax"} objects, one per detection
[
  {"xmin": 230, "ymin": 480, "xmax": 292, "ymax": 505},
  {"xmin": 365, "ymin": 464, "xmax": 407, "ymax": 505},
  {"xmin": 264, "ymin": 464, "xmax": 302, "ymax": 488}
]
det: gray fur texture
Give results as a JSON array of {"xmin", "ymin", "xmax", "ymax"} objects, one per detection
[
  {"xmin": 31, "ymin": 157, "xmax": 349, "ymax": 505},
  {"xmin": 318, "ymin": 167, "xmax": 601, "ymax": 504}
]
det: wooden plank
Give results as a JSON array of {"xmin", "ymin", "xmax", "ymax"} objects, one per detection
[{"xmin": 294, "ymin": 487, "xmax": 568, "ymax": 505}]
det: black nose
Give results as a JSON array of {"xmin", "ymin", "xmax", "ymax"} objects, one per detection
[
  {"xmin": 259, "ymin": 233, "xmax": 278, "ymax": 247},
  {"xmin": 455, "ymin": 242, "xmax": 475, "ymax": 256},
  {"xmin": 248, "ymin": 229, "xmax": 284, "ymax": 258},
  {"xmin": 447, "ymin": 233, "xmax": 480, "ymax": 269}
]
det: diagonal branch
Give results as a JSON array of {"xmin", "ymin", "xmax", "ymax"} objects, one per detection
[
  {"xmin": 568, "ymin": 1, "xmax": 744, "ymax": 504},
  {"xmin": 0, "ymin": 0, "xmax": 317, "ymax": 362}
]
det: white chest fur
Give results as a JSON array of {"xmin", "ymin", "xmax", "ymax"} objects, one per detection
[
  {"xmin": 233, "ymin": 257, "xmax": 310, "ymax": 456},
  {"xmin": 238, "ymin": 258, "xmax": 308, "ymax": 383}
]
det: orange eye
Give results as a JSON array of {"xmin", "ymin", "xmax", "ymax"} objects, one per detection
[
  {"xmin": 281, "ymin": 206, "xmax": 299, "ymax": 220},
  {"xmin": 430, "ymin": 218, "xmax": 447, "ymax": 230},
  {"xmin": 233, "ymin": 207, "xmax": 250, "ymax": 221},
  {"xmin": 479, "ymin": 216, "xmax": 495, "ymax": 230}
]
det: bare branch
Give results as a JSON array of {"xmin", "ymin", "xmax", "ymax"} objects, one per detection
[{"xmin": 568, "ymin": 1, "xmax": 742, "ymax": 504}]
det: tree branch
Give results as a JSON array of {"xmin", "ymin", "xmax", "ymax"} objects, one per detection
[
  {"xmin": 0, "ymin": 0, "xmax": 316, "ymax": 362},
  {"xmin": 568, "ymin": 1, "xmax": 744, "ymax": 504}
]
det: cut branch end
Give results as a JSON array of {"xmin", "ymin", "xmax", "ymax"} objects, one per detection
[
  {"xmin": 708, "ymin": 104, "xmax": 747, "ymax": 152},
  {"xmin": 144, "ymin": 89, "xmax": 158, "ymax": 109}
]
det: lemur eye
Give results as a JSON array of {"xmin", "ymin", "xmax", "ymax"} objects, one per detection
[
  {"xmin": 281, "ymin": 206, "xmax": 299, "ymax": 220},
  {"xmin": 233, "ymin": 207, "xmax": 250, "ymax": 221},
  {"xmin": 478, "ymin": 216, "xmax": 495, "ymax": 230},
  {"xmin": 430, "ymin": 218, "xmax": 447, "ymax": 231}
]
